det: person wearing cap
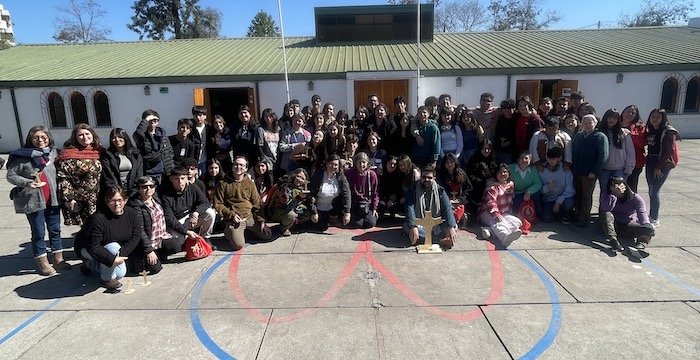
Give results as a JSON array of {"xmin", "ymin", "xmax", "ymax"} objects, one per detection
[
  {"xmin": 190, "ymin": 105, "xmax": 213, "ymax": 176},
  {"xmin": 404, "ymin": 165, "xmax": 458, "ymax": 249},
  {"xmin": 529, "ymin": 115, "xmax": 572, "ymax": 170}
]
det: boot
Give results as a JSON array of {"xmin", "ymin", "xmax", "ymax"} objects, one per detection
[
  {"xmin": 52, "ymin": 251, "xmax": 73, "ymax": 272},
  {"xmin": 35, "ymin": 255, "xmax": 57, "ymax": 276}
]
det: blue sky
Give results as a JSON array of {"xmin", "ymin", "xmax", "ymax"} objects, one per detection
[{"xmin": 2, "ymin": 0, "xmax": 700, "ymax": 43}]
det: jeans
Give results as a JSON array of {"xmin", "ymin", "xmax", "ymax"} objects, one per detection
[
  {"xmin": 645, "ymin": 156, "xmax": 671, "ymax": 220},
  {"xmin": 627, "ymin": 167, "xmax": 644, "ymax": 193},
  {"xmin": 26, "ymin": 206, "xmax": 62, "ymax": 257},
  {"xmin": 81, "ymin": 242, "xmax": 126, "ymax": 282},
  {"xmin": 598, "ymin": 168, "xmax": 625, "ymax": 192},
  {"xmin": 540, "ymin": 197, "xmax": 574, "ymax": 222}
]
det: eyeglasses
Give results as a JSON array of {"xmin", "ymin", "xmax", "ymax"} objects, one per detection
[
  {"xmin": 108, "ymin": 198, "xmax": 125, "ymax": 204},
  {"xmin": 140, "ymin": 184, "xmax": 156, "ymax": 189}
]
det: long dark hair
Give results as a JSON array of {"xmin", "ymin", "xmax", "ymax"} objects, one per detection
[
  {"xmin": 599, "ymin": 109, "xmax": 624, "ymax": 149},
  {"xmin": 24, "ymin": 125, "xmax": 55, "ymax": 148},
  {"xmin": 260, "ymin": 108, "xmax": 279, "ymax": 132},
  {"xmin": 620, "ymin": 105, "xmax": 641, "ymax": 126},
  {"xmin": 438, "ymin": 153, "xmax": 467, "ymax": 184},
  {"xmin": 645, "ymin": 108, "xmax": 670, "ymax": 132},
  {"xmin": 607, "ymin": 176, "xmax": 633, "ymax": 202},
  {"xmin": 107, "ymin": 128, "xmax": 137, "ymax": 153}
]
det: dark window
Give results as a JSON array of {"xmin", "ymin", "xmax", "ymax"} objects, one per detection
[
  {"xmin": 94, "ymin": 91, "xmax": 112, "ymax": 127},
  {"xmin": 684, "ymin": 76, "xmax": 699, "ymax": 113},
  {"xmin": 48, "ymin": 92, "xmax": 67, "ymax": 128},
  {"xmin": 660, "ymin": 78, "xmax": 678, "ymax": 113},
  {"xmin": 70, "ymin": 92, "xmax": 89, "ymax": 125}
]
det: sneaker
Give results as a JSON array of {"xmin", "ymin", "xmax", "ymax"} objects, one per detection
[
  {"xmin": 282, "ymin": 229, "xmax": 292, "ymax": 237},
  {"xmin": 650, "ymin": 219, "xmax": 660, "ymax": 228},
  {"xmin": 559, "ymin": 215, "xmax": 570, "ymax": 225},
  {"xmin": 478, "ymin": 227, "xmax": 491, "ymax": 240},
  {"xmin": 635, "ymin": 234, "xmax": 652, "ymax": 250},
  {"xmin": 439, "ymin": 237, "xmax": 454, "ymax": 249},
  {"xmin": 609, "ymin": 237, "xmax": 623, "ymax": 252},
  {"xmin": 501, "ymin": 229, "xmax": 522, "ymax": 248}
]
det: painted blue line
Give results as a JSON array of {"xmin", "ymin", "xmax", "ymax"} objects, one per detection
[
  {"xmin": 189, "ymin": 254, "xmax": 237, "ymax": 360},
  {"xmin": 641, "ymin": 258, "xmax": 700, "ymax": 297},
  {"xmin": 508, "ymin": 250, "xmax": 562, "ymax": 360},
  {"xmin": 0, "ymin": 298, "xmax": 61, "ymax": 346}
]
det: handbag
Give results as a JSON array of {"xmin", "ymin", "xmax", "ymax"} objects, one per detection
[
  {"xmin": 519, "ymin": 199, "xmax": 537, "ymax": 224},
  {"xmin": 184, "ymin": 234, "xmax": 213, "ymax": 261}
]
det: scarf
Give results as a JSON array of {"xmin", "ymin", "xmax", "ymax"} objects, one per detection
[
  {"xmin": 59, "ymin": 146, "xmax": 101, "ymax": 160},
  {"xmin": 415, "ymin": 181, "xmax": 441, "ymax": 219},
  {"xmin": 8, "ymin": 147, "xmax": 51, "ymax": 169}
]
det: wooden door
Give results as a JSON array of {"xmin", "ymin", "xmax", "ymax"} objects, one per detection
[
  {"xmin": 193, "ymin": 88, "xmax": 212, "ymax": 118},
  {"xmin": 246, "ymin": 87, "xmax": 257, "ymax": 118},
  {"xmin": 554, "ymin": 80, "xmax": 578, "ymax": 99},
  {"xmin": 516, "ymin": 80, "xmax": 542, "ymax": 106},
  {"xmin": 353, "ymin": 79, "xmax": 409, "ymax": 114}
]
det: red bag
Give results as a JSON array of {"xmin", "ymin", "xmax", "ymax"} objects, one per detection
[
  {"xmin": 184, "ymin": 234, "xmax": 213, "ymax": 261},
  {"xmin": 519, "ymin": 199, "xmax": 537, "ymax": 224}
]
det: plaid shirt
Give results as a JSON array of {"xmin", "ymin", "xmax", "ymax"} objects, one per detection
[
  {"xmin": 478, "ymin": 181, "xmax": 515, "ymax": 219},
  {"xmin": 145, "ymin": 200, "xmax": 172, "ymax": 249}
]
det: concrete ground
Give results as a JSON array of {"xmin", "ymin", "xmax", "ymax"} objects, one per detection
[{"xmin": 1, "ymin": 142, "xmax": 699, "ymax": 360}]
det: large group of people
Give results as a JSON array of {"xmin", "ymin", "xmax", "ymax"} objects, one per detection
[{"xmin": 6, "ymin": 90, "xmax": 679, "ymax": 293}]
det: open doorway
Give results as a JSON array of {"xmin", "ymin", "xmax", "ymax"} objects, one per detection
[{"xmin": 193, "ymin": 87, "xmax": 256, "ymax": 127}]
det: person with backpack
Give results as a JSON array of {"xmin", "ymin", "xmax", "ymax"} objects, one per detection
[{"xmin": 645, "ymin": 109, "xmax": 680, "ymax": 228}]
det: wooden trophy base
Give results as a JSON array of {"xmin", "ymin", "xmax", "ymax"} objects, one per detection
[{"xmin": 416, "ymin": 244, "xmax": 443, "ymax": 254}]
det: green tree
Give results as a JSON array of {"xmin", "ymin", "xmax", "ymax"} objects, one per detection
[
  {"xmin": 246, "ymin": 11, "xmax": 280, "ymax": 37},
  {"xmin": 619, "ymin": 0, "xmax": 695, "ymax": 27},
  {"xmin": 388, "ymin": 1, "xmax": 488, "ymax": 32},
  {"xmin": 128, "ymin": 0, "xmax": 222, "ymax": 40},
  {"xmin": 0, "ymin": 39, "xmax": 12, "ymax": 50},
  {"xmin": 488, "ymin": 0, "xmax": 561, "ymax": 31},
  {"xmin": 52, "ymin": 0, "xmax": 111, "ymax": 43}
]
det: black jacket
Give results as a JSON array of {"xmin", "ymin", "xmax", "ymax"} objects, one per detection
[
  {"xmin": 74, "ymin": 207, "xmax": 142, "ymax": 266},
  {"xmin": 159, "ymin": 184, "xmax": 211, "ymax": 235},
  {"xmin": 133, "ymin": 120, "xmax": 174, "ymax": 177},
  {"xmin": 101, "ymin": 149, "xmax": 144, "ymax": 198},
  {"xmin": 309, "ymin": 168, "xmax": 351, "ymax": 214},
  {"xmin": 128, "ymin": 194, "xmax": 164, "ymax": 254}
]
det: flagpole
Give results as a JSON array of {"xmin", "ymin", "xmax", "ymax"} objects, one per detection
[
  {"xmin": 277, "ymin": 0, "xmax": 290, "ymax": 103},
  {"xmin": 415, "ymin": 1, "xmax": 421, "ymax": 109}
]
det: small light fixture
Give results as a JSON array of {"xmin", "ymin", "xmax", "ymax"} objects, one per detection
[
  {"xmin": 143, "ymin": 85, "xmax": 151, "ymax": 96},
  {"xmin": 616, "ymin": 73, "xmax": 624, "ymax": 84},
  {"xmin": 308, "ymin": 80, "xmax": 314, "ymax": 91},
  {"xmin": 456, "ymin": 77, "xmax": 462, "ymax": 87}
]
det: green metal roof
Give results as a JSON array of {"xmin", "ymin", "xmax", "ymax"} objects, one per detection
[{"xmin": 1, "ymin": 26, "xmax": 699, "ymax": 87}]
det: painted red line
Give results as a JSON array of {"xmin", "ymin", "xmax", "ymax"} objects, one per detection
[
  {"xmin": 227, "ymin": 234, "xmax": 504, "ymax": 324},
  {"xmin": 228, "ymin": 241, "xmax": 370, "ymax": 323}
]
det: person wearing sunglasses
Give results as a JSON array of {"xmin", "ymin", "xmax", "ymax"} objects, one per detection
[
  {"xmin": 404, "ymin": 164, "xmax": 458, "ymax": 249},
  {"xmin": 132, "ymin": 109, "xmax": 174, "ymax": 185}
]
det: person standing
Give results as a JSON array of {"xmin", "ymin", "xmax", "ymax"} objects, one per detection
[
  {"xmin": 102, "ymin": 128, "xmax": 143, "ymax": 198},
  {"xmin": 645, "ymin": 109, "xmax": 679, "ymax": 228},
  {"xmin": 571, "ymin": 114, "xmax": 609, "ymax": 227},
  {"xmin": 7, "ymin": 126, "xmax": 71, "ymax": 275},
  {"xmin": 190, "ymin": 106, "xmax": 213, "ymax": 175},
  {"xmin": 133, "ymin": 109, "xmax": 174, "ymax": 185}
]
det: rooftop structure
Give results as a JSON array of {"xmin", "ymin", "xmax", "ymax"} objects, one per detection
[{"xmin": 0, "ymin": 3, "xmax": 15, "ymax": 45}]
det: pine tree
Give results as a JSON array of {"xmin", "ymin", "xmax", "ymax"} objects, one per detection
[{"xmin": 246, "ymin": 11, "xmax": 280, "ymax": 37}]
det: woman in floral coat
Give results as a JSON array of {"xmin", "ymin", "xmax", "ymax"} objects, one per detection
[{"xmin": 57, "ymin": 123, "xmax": 104, "ymax": 226}]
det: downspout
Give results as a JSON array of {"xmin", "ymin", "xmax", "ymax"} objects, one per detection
[
  {"xmin": 10, "ymin": 88, "xmax": 23, "ymax": 145},
  {"xmin": 506, "ymin": 75, "xmax": 512, "ymax": 99}
]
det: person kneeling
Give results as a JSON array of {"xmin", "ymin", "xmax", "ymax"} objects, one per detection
[
  {"xmin": 74, "ymin": 186, "xmax": 141, "ymax": 293},
  {"xmin": 599, "ymin": 177, "xmax": 654, "ymax": 252},
  {"xmin": 213, "ymin": 156, "xmax": 272, "ymax": 250},
  {"xmin": 404, "ymin": 165, "xmax": 458, "ymax": 249}
]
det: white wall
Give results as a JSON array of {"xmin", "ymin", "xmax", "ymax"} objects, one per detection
[{"xmin": 2, "ymin": 69, "xmax": 698, "ymax": 152}]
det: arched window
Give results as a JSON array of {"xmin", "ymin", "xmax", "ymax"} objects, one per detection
[
  {"xmin": 47, "ymin": 92, "xmax": 67, "ymax": 128},
  {"xmin": 70, "ymin": 92, "xmax": 89, "ymax": 125},
  {"xmin": 684, "ymin": 76, "xmax": 699, "ymax": 113},
  {"xmin": 93, "ymin": 91, "xmax": 112, "ymax": 127},
  {"xmin": 660, "ymin": 77, "xmax": 679, "ymax": 113}
]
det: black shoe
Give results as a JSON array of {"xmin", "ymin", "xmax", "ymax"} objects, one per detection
[
  {"xmin": 79, "ymin": 263, "xmax": 92, "ymax": 276},
  {"xmin": 609, "ymin": 237, "xmax": 623, "ymax": 252}
]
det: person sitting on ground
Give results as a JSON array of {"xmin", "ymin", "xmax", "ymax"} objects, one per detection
[
  {"xmin": 309, "ymin": 154, "xmax": 352, "ymax": 231},
  {"xmin": 478, "ymin": 164, "xmax": 523, "ymax": 248},
  {"xmin": 213, "ymin": 156, "xmax": 272, "ymax": 250},
  {"xmin": 404, "ymin": 165, "xmax": 458, "ymax": 249},
  {"xmin": 74, "ymin": 186, "xmax": 141, "ymax": 293},
  {"xmin": 159, "ymin": 166, "xmax": 217, "ymax": 247},
  {"xmin": 201, "ymin": 158, "xmax": 224, "ymax": 203},
  {"xmin": 128, "ymin": 176, "xmax": 183, "ymax": 274},
  {"xmin": 437, "ymin": 152, "xmax": 472, "ymax": 229},
  {"xmin": 599, "ymin": 177, "xmax": 654, "ymax": 252},
  {"xmin": 538, "ymin": 147, "xmax": 575, "ymax": 223},
  {"xmin": 378, "ymin": 155, "xmax": 404, "ymax": 219},
  {"xmin": 466, "ymin": 139, "xmax": 499, "ymax": 221},
  {"xmin": 266, "ymin": 168, "xmax": 313, "ymax": 236},
  {"xmin": 510, "ymin": 151, "xmax": 543, "ymax": 218},
  {"xmin": 181, "ymin": 157, "xmax": 207, "ymax": 195}
]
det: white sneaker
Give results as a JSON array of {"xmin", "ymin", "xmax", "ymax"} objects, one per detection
[
  {"xmin": 479, "ymin": 227, "xmax": 491, "ymax": 239},
  {"xmin": 501, "ymin": 229, "xmax": 522, "ymax": 248},
  {"xmin": 650, "ymin": 219, "xmax": 660, "ymax": 228}
]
